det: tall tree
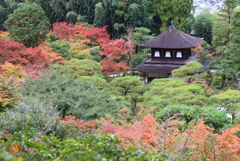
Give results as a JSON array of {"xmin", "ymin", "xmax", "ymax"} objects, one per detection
[
  {"xmin": 4, "ymin": 3, "xmax": 50, "ymax": 47},
  {"xmin": 93, "ymin": 2, "xmax": 106, "ymax": 27},
  {"xmin": 226, "ymin": 8, "xmax": 240, "ymax": 70},
  {"xmin": 151, "ymin": 0, "xmax": 194, "ymax": 32},
  {"xmin": 193, "ymin": 10, "xmax": 213, "ymax": 45},
  {"xmin": 212, "ymin": 0, "xmax": 238, "ymax": 54},
  {"xmin": 218, "ymin": 0, "xmax": 238, "ymax": 43}
]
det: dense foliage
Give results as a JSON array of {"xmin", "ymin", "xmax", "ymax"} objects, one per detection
[
  {"xmin": 4, "ymin": 3, "xmax": 50, "ymax": 47},
  {"xmin": 0, "ymin": 1, "xmax": 240, "ymax": 160}
]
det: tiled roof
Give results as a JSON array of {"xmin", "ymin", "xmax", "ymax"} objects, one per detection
[{"xmin": 139, "ymin": 28, "xmax": 203, "ymax": 49}]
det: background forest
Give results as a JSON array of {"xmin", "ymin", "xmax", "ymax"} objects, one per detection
[{"xmin": 0, "ymin": 0, "xmax": 240, "ymax": 160}]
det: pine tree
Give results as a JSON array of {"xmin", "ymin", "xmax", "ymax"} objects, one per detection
[
  {"xmin": 4, "ymin": 3, "xmax": 50, "ymax": 47},
  {"xmin": 151, "ymin": 0, "xmax": 194, "ymax": 32}
]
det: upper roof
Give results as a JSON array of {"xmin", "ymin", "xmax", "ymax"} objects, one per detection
[{"xmin": 139, "ymin": 28, "xmax": 203, "ymax": 49}]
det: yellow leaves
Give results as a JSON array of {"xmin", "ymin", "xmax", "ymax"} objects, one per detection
[
  {"xmin": 7, "ymin": 143, "xmax": 20, "ymax": 153},
  {"xmin": 0, "ymin": 63, "xmax": 27, "ymax": 82},
  {"xmin": 68, "ymin": 39, "xmax": 91, "ymax": 59},
  {"xmin": 0, "ymin": 98, "xmax": 10, "ymax": 107},
  {"xmin": 0, "ymin": 31, "xmax": 10, "ymax": 41}
]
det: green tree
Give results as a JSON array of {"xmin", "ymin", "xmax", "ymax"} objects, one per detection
[
  {"xmin": 143, "ymin": 78, "xmax": 208, "ymax": 109},
  {"xmin": 156, "ymin": 104, "xmax": 228, "ymax": 132},
  {"xmin": 66, "ymin": 11, "xmax": 78, "ymax": 24},
  {"xmin": 209, "ymin": 90, "xmax": 240, "ymax": 122},
  {"xmin": 110, "ymin": 76, "xmax": 143, "ymax": 96},
  {"xmin": 21, "ymin": 69, "xmax": 127, "ymax": 120},
  {"xmin": 63, "ymin": 59, "xmax": 102, "ymax": 78},
  {"xmin": 110, "ymin": 76, "xmax": 144, "ymax": 112},
  {"xmin": 218, "ymin": 0, "xmax": 238, "ymax": 43},
  {"xmin": 193, "ymin": 10, "xmax": 213, "ymax": 45},
  {"xmin": 171, "ymin": 61, "xmax": 203, "ymax": 82},
  {"xmin": 225, "ymin": 8, "xmax": 240, "ymax": 70},
  {"xmin": 214, "ymin": 59, "xmax": 236, "ymax": 86},
  {"xmin": 212, "ymin": 0, "xmax": 238, "ymax": 55},
  {"xmin": 4, "ymin": 3, "xmax": 50, "ymax": 47},
  {"xmin": 0, "ymin": 97, "xmax": 61, "ymax": 134},
  {"xmin": 151, "ymin": 0, "xmax": 194, "ymax": 32},
  {"xmin": 50, "ymin": 40, "xmax": 72, "ymax": 59},
  {"xmin": 93, "ymin": 2, "xmax": 106, "ymax": 27}
]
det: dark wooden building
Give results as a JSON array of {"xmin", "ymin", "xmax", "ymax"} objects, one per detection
[{"xmin": 133, "ymin": 26, "xmax": 211, "ymax": 83}]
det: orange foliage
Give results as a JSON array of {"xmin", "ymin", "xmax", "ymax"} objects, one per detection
[
  {"xmin": 192, "ymin": 44, "xmax": 203, "ymax": 55},
  {"xmin": 0, "ymin": 63, "xmax": 26, "ymax": 79},
  {"xmin": 100, "ymin": 39, "xmax": 133, "ymax": 74},
  {"xmin": 37, "ymin": 43, "xmax": 66, "ymax": 64},
  {"xmin": 102, "ymin": 113, "xmax": 185, "ymax": 150},
  {"xmin": 101, "ymin": 113, "xmax": 240, "ymax": 160},
  {"xmin": 0, "ymin": 39, "xmax": 49, "ymax": 68},
  {"xmin": 61, "ymin": 115, "xmax": 96, "ymax": 133},
  {"xmin": 0, "ymin": 76, "xmax": 20, "ymax": 108}
]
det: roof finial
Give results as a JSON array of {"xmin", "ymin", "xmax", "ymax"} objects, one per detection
[{"xmin": 169, "ymin": 21, "xmax": 175, "ymax": 29}]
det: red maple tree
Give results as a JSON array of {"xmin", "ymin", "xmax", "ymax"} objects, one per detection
[
  {"xmin": 100, "ymin": 39, "xmax": 133, "ymax": 74},
  {"xmin": 0, "ymin": 39, "xmax": 49, "ymax": 67},
  {"xmin": 50, "ymin": 22, "xmax": 76, "ymax": 40}
]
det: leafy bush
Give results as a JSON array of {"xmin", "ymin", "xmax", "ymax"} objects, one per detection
[
  {"xmin": 50, "ymin": 40, "xmax": 72, "ymax": 59},
  {"xmin": 0, "ymin": 97, "xmax": 61, "ymax": 135},
  {"xmin": 20, "ymin": 69, "xmax": 128, "ymax": 120},
  {"xmin": 155, "ymin": 104, "xmax": 228, "ymax": 132},
  {"xmin": 0, "ymin": 129, "xmax": 166, "ymax": 161}
]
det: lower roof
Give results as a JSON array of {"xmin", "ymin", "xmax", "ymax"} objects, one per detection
[{"xmin": 133, "ymin": 57, "xmax": 212, "ymax": 74}]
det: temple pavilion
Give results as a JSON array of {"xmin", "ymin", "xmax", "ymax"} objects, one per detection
[{"xmin": 133, "ymin": 25, "xmax": 211, "ymax": 83}]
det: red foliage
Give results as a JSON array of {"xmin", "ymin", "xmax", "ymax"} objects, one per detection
[
  {"xmin": 100, "ymin": 39, "xmax": 133, "ymax": 74},
  {"xmin": 0, "ymin": 39, "xmax": 49, "ymax": 67},
  {"xmin": 50, "ymin": 22, "xmax": 76, "ymax": 40},
  {"xmin": 61, "ymin": 115, "xmax": 96, "ymax": 133},
  {"xmin": 101, "ymin": 113, "xmax": 240, "ymax": 160},
  {"xmin": 81, "ymin": 26, "xmax": 110, "ymax": 45},
  {"xmin": 37, "ymin": 43, "xmax": 66, "ymax": 64},
  {"xmin": 102, "ymin": 113, "xmax": 185, "ymax": 150}
]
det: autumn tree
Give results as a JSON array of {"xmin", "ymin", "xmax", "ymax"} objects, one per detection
[
  {"xmin": 4, "ymin": 3, "xmax": 50, "ymax": 47},
  {"xmin": 37, "ymin": 42, "xmax": 66, "ymax": 65},
  {"xmin": 100, "ymin": 39, "xmax": 133, "ymax": 75},
  {"xmin": 68, "ymin": 39, "xmax": 91, "ymax": 59},
  {"xmin": 0, "ymin": 75, "xmax": 20, "ymax": 111},
  {"xmin": 0, "ymin": 39, "xmax": 49, "ymax": 68},
  {"xmin": 50, "ymin": 22, "xmax": 76, "ymax": 40}
]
